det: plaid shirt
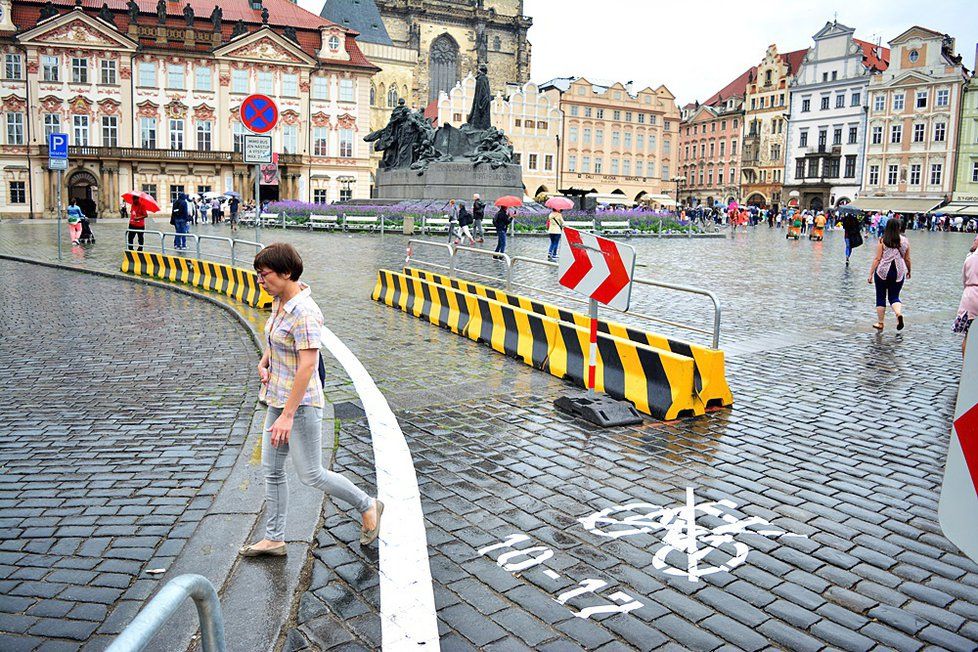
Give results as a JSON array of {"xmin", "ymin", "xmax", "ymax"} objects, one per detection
[{"xmin": 260, "ymin": 283, "xmax": 324, "ymax": 409}]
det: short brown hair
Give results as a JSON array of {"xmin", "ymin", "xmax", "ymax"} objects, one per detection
[{"xmin": 254, "ymin": 242, "xmax": 303, "ymax": 281}]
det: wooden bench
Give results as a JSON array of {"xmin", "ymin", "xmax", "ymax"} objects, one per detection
[
  {"xmin": 344, "ymin": 215, "xmax": 380, "ymax": 231},
  {"xmin": 600, "ymin": 220, "xmax": 632, "ymax": 235},
  {"xmin": 564, "ymin": 219, "xmax": 595, "ymax": 232},
  {"xmin": 308, "ymin": 214, "xmax": 339, "ymax": 231},
  {"xmin": 424, "ymin": 217, "xmax": 451, "ymax": 233}
]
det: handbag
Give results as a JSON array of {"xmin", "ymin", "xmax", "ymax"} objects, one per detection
[{"xmin": 850, "ymin": 230, "xmax": 864, "ymax": 249}]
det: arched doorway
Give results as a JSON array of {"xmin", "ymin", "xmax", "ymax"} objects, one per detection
[
  {"xmin": 746, "ymin": 192, "xmax": 766, "ymax": 206},
  {"xmin": 68, "ymin": 169, "xmax": 99, "ymax": 219},
  {"xmin": 428, "ymin": 34, "xmax": 459, "ymax": 102},
  {"xmin": 534, "ymin": 185, "xmax": 549, "ymax": 201},
  {"xmin": 634, "ymin": 191, "xmax": 648, "ymax": 202},
  {"xmin": 810, "ymin": 196, "xmax": 824, "ymax": 212}
]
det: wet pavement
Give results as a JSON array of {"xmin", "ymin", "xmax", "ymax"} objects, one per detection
[{"xmin": 1, "ymin": 220, "xmax": 976, "ymax": 650}]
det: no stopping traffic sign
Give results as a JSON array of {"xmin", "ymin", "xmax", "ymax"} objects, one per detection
[{"xmin": 240, "ymin": 94, "xmax": 278, "ymax": 134}]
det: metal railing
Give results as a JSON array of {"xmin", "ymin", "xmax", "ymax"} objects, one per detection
[
  {"xmin": 107, "ymin": 574, "xmax": 225, "ymax": 652},
  {"xmin": 125, "ymin": 229, "xmax": 263, "ymax": 267},
  {"xmin": 405, "ymin": 239, "xmax": 722, "ymax": 348}
]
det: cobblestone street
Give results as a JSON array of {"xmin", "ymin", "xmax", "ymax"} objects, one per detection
[{"xmin": 1, "ymin": 222, "xmax": 976, "ymax": 650}]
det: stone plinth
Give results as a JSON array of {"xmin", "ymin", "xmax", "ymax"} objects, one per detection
[{"xmin": 375, "ymin": 162, "xmax": 523, "ymax": 202}]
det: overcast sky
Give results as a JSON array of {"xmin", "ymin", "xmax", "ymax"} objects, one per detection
[{"xmin": 523, "ymin": 0, "xmax": 977, "ymax": 104}]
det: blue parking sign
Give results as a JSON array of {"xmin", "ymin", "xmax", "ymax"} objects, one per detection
[{"xmin": 48, "ymin": 132, "xmax": 68, "ymax": 159}]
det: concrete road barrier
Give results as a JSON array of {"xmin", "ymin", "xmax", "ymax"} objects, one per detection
[{"xmin": 121, "ymin": 251, "xmax": 272, "ymax": 309}]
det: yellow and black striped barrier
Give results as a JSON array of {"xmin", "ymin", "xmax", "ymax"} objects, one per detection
[
  {"xmin": 121, "ymin": 251, "xmax": 272, "ymax": 309},
  {"xmin": 372, "ymin": 269, "xmax": 703, "ymax": 419},
  {"xmin": 402, "ymin": 267, "xmax": 733, "ymax": 409}
]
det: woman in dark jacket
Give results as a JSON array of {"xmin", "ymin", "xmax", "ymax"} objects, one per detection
[
  {"xmin": 456, "ymin": 203, "xmax": 476, "ymax": 245},
  {"xmin": 842, "ymin": 212, "xmax": 862, "ymax": 267},
  {"xmin": 493, "ymin": 206, "xmax": 513, "ymax": 256}
]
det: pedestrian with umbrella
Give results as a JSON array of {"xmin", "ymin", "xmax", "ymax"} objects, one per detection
[
  {"xmin": 544, "ymin": 196, "xmax": 572, "ymax": 261},
  {"xmin": 493, "ymin": 195, "xmax": 521, "ymax": 256},
  {"xmin": 122, "ymin": 190, "xmax": 160, "ymax": 252}
]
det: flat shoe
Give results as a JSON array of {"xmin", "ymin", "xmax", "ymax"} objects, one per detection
[
  {"xmin": 239, "ymin": 542, "xmax": 286, "ymax": 557},
  {"xmin": 872, "ymin": 322, "xmax": 884, "ymax": 331},
  {"xmin": 897, "ymin": 315, "xmax": 905, "ymax": 331},
  {"xmin": 360, "ymin": 500, "xmax": 384, "ymax": 546}
]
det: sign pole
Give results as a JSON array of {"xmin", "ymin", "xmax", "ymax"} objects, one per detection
[
  {"xmin": 587, "ymin": 298, "xmax": 598, "ymax": 398},
  {"xmin": 56, "ymin": 171, "xmax": 63, "ymax": 261},
  {"xmin": 255, "ymin": 164, "xmax": 260, "ymax": 242}
]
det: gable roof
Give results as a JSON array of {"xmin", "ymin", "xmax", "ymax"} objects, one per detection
[
  {"xmin": 780, "ymin": 48, "xmax": 809, "ymax": 75},
  {"xmin": 703, "ymin": 67, "xmax": 755, "ymax": 106},
  {"xmin": 319, "ymin": 0, "xmax": 392, "ymax": 46},
  {"xmin": 853, "ymin": 39, "xmax": 890, "ymax": 73}
]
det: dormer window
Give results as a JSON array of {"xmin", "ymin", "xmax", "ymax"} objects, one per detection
[{"xmin": 328, "ymin": 35, "xmax": 341, "ymax": 51}]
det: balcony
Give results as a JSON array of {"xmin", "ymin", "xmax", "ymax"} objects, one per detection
[{"xmin": 39, "ymin": 146, "xmax": 304, "ymax": 165}]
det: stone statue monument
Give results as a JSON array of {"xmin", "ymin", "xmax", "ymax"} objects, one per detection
[{"xmin": 467, "ymin": 64, "xmax": 492, "ymax": 131}]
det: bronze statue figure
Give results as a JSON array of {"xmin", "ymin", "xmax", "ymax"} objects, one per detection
[
  {"xmin": 467, "ymin": 64, "xmax": 492, "ymax": 131},
  {"xmin": 125, "ymin": 0, "xmax": 139, "ymax": 22},
  {"xmin": 156, "ymin": 0, "xmax": 166, "ymax": 25},
  {"xmin": 182, "ymin": 3, "xmax": 194, "ymax": 27},
  {"xmin": 209, "ymin": 6, "xmax": 222, "ymax": 32}
]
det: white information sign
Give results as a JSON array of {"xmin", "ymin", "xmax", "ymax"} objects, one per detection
[
  {"xmin": 48, "ymin": 158, "xmax": 67, "ymax": 171},
  {"xmin": 244, "ymin": 135, "xmax": 272, "ymax": 164}
]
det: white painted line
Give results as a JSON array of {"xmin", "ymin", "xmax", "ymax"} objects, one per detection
[
  {"xmin": 543, "ymin": 569, "xmax": 561, "ymax": 580},
  {"xmin": 319, "ymin": 326, "xmax": 439, "ymax": 650}
]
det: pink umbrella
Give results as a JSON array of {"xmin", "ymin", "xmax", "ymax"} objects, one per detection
[{"xmin": 545, "ymin": 196, "xmax": 574, "ymax": 211}]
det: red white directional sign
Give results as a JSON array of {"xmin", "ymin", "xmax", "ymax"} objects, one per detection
[
  {"xmin": 557, "ymin": 227, "xmax": 636, "ymax": 311},
  {"xmin": 240, "ymin": 94, "xmax": 278, "ymax": 134},
  {"xmin": 939, "ymin": 326, "xmax": 978, "ymax": 564}
]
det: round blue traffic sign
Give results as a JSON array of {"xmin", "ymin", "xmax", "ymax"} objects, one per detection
[{"xmin": 240, "ymin": 94, "xmax": 279, "ymax": 134}]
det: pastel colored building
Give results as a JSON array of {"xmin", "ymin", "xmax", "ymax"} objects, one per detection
[
  {"xmin": 859, "ymin": 26, "xmax": 970, "ymax": 214},
  {"xmin": 946, "ymin": 54, "xmax": 978, "ymax": 218}
]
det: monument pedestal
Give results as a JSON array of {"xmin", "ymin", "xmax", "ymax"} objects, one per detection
[{"xmin": 375, "ymin": 162, "xmax": 523, "ymax": 203}]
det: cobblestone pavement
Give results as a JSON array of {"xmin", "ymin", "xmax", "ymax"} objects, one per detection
[
  {"xmin": 0, "ymin": 259, "xmax": 256, "ymax": 650},
  {"xmin": 2, "ymin": 222, "xmax": 976, "ymax": 650}
]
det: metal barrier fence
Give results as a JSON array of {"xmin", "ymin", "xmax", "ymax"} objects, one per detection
[
  {"xmin": 405, "ymin": 239, "xmax": 722, "ymax": 348},
  {"xmin": 125, "ymin": 229, "xmax": 263, "ymax": 267},
  {"xmin": 106, "ymin": 574, "xmax": 225, "ymax": 652}
]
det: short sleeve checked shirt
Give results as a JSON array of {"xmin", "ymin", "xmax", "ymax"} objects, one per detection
[{"xmin": 260, "ymin": 283, "xmax": 324, "ymax": 409}]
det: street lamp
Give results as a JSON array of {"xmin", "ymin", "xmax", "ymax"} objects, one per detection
[{"xmin": 672, "ymin": 177, "xmax": 685, "ymax": 212}]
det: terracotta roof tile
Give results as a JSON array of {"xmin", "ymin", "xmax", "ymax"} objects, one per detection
[
  {"xmin": 779, "ymin": 48, "xmax": 809, "ymax": 75},
  {"xmin": 854, "ymin": 38, "xmax": 891, "ymax": 73},
  {"xmin": 703, "ymin": 66, "xmax": 755, "ymax": 106}
]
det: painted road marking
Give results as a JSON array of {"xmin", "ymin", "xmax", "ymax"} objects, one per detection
[
  {"xmin": 543, "ymin": 569, "xmax": 561, "ymax": 580},
  {"xmin": 319, "ymin": 326, "xmax": 438, "ymax": 649}
]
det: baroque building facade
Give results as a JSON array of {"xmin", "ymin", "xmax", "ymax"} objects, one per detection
[
  {"xmin": 0, "ymin": 0, "xmax": 377, "ymax": 219},
  {"xmin": 434, "ymin": 74, "xmax": 561, "ymax": 199},
  {"xmin": 538, "ymin": 77, "xmax": 679, "ymax": 205},
  {"xmin": 946, "ymin": 61, "xmax": 978, "ymax": 218},
  {"xmin": 859, "ymin": 26, "xmax": 969, "ymax": 214},
  {"xmin": 783, "ymin": 21, "xmax": 889, "ymax": 212},
  {"xmin": 740, "ymin": 44, "xmax": 807, "ymax": 210}
]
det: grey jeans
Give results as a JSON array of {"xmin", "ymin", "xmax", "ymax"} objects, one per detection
[
  {"xmin": 473, "ymin": 219, "xmax": 484, "ymax": 238},
  {"xmin": 262, "ymin": 405, "xmax": 373, "ymax": 541}
]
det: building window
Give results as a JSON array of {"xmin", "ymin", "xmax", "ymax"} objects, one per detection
[
  {"xmin": 623, "ymin": 159, "xmax": 631, "ymax": 176},
  {"xmin": 717, "ymin": 168, "xmax": 723, "ymax": 184},
  {"xmin": 71, "ymin": 57, "xmax": 89, "ymax": 84},
  {"xmin": 934, "ymin": 122, "xmax": 946, "ymax": 142},
  {"xmin": 611, "ymin": 132, "xmax": 621, "ymax": 147},
  {"xmin": 196, "ymin": 120, "xmax": 212, "ymax": 151},
  {"xmin": 167, "ymin": 64, "xmax": 185, "ymax": 90},
  {"xmin": 637, "ymin": 113, "xmax": 645, "ymax": 124},
  {"xmin": 515, "ymin": 118, "xmax": 522, "ymax": 128},
  {"xmin": 848, "ymin": 126, "xmax": 858, "ymax": 144},
  {"xmin": 257, "ymin": 71, "xmax": 273, "ymax": 94},
  {"xmin": 835, "ymin": 93, "xmax": 845, "ymax": 109},
  {"xmin": 624, "ymin": 132, "xmax": 632, "ymax": 148},
  {"xmin": 613, "ymin": 110, "xmax": 621, "ymax": 121},
  {"xmin": 512, "ymin": 152, "xmax": 522, "ymax": 165},
  {"xmin": 808, "ymin": 158, "xmax": 819, "ymax": 178},
  {"xmin": 141, "ymin": 183, "xmax": 157, "ymax": 199},
  {"xmin": 851, "ymin": 92, "xmax": 861, "ymax": 107},
  {"xmin": 580, "ymin": 156, "xmax": 589, "ymax": 173},
  {"xmin": 887, "ymin": 164, "xmax": 898, "ymax": 185},
  {"xmin": 593, "ymin": 158, "xmax": 602, "ymax": 174},
  {"xmin": 868, "ymin": 165, "xmax": 879, "ymax": 185},
  {"xmin": 313, "ymin": 127, "xmax": 328, "ymax": 156},
  {"xmin": 141, "ymin": 117, "xmax": 157, "ymax": 149},
  {"xmin": 138, "ymin": 61, "xmax": 156, "ymax": 87},
  {"xmin": 893, "ymin": 93, "xmax": 904, "ymax": 111},
  {"xmin": 915, "ymin": 90, "xmax": 927, "ymax": 108},
  {"xmin": 833, "ymin": 128, "xmax": 842, "ymax": 146},
  {"xmin": 312, "ymin": 76, "xmax": 329, "ymax": 100},
  {"xmin": 339, "ymin": 182, "xmax": 353, "ymax": 202},
  {"xmin": 972, "ymin": 161, "xmax": 978, "ymax": 183},
  {"xmin": 912, "ymin": 123, "xmax": 925, "ymax": 142},
  {"xmin": 871, "ymin": 126, "xmax": 882, "ymax": 144},
  {"xmin": 936, "ymin": 89, "xmax": 949, "ymax": 107},
  {"xmin": 101, "ymin": 116, "xmax": 118, "ymax": 147},
  {"xmin": 719, "ymin": 141, "xmax": 724, "ymax": 156},
  {"xmin": 663, "ymin": 139, "xmax": 670, "ymax": 154},
  {"xmin": 569, "ymin": 127, "xmax": 577, "ymax": 143},
  {"xmin": 282, "ymin": 74, "xmax": 298, "ymax": 98},
  {"xmin": 567, "ymin": 155, "xmax": 575, "ymax": 172},
  {"xmin": 339, "ymin": 128, "xmax": 353, "ymax": 157},
  {"xmin": 844, "ymin": 155, "xmax": 856, "ymax": 178},
  {"xmin": 231, "ymin": 69, "xmax": 248, "ymax": 94},
  {"xmin": 890, "ymin": 125, "xmax": 902, "ymax": 144},
  {"xmin": 582, "ymin": 127, "xmax": 591, "ymax": 144},
  {"xmin": 100, "ymin": 60, "xmax": 116, "ymax": 85},
  {"xmin": 611, "ymin": 159, "xmax": 619, "ymax": 175},
  {"xmin": 799, "ymin": 131, "xmax": 808, "ymax": 147},
  {"xmin": 525, "ymin": 152, "xmax": 538, "ymax": 170},
  {"xmin": 9, "ymin": 181, "xmax": 26, "ymax": 204},
  {"xmin": 625, "ymin": 111, "xmax": 632, "ymax": 122},
  {"xmin": 820, "ymin": 95, "xmax": 830, "ymax": 110},
  {"xmin": 873, "ymin": 94, "xmax": 885, "ymax": 111},
  {"xmin": 801, "ymin": 98, "xmax": 811, "ymax": 113},
  {"xmin": 596, "ymin": 109, "xmax": 604, "ymax": 119},
  {"xmin": 661, "ymin": 165, "xmax": 669, "ymax": 181},
  {"xmin": 930, "ymin": 163, "xmax": 942, "ymax": 185},
  {"xmin": 283, "ymin": 125, "xmax": 298, "ymax": 154},
  {"xmin": 569, "ymin": 105, "xmax": 579, "ymax": 117},
  {"xmin": 233, "ymin": 122, "xmax": 245, "ymax": 153},
  {"xmin": 44, "ymin": 113, "xmax": 61, "ymax": 137},
  {"xmin": 71, "ymin": 115, "xmax": 89, "ymax": 145},
  {"xmin": 825, "ymin": 158, "xmax": 840, "ymax": 178},
  {"xmin": 195, "ymin": 66, "xmax": 212, "ymax": 92},
  {"xmin": 6, "ymin": 112, "xmax": 24, "ymax": 145},
  {"xmin": 4, "ymin": 54, "xmax": 23, "ymax": 80},
  {"xmin": 909, "ymin": 163, "xmax": 921, "ymax": 186},
  {"xmin": 169, "ymin": 119, "xmax": 184, "ymax": 150},
  {"xmin": 339, "ymin": 79, "xmax": 354, "ymax": 102},
  {"xmin": 313, "ymin": 189, "xmax": 328, "ymax": 204},
  {"xmin": 636, "ymin": 134, "xmax": 644, "ymax": 150},
  {"xmin": 42, "ymin": 55, "xmax": 59, "ymax": 81},
  {"xmin": 169, "ymin": 185, "xmax": 185, "ymax": 205},
  {"xmin": 544, "ymin": 154, "xmax": 554, "ymax": 171},
  {"xmin": 196, "ymin": 185, "xmax": 212, "ymax": 195},
  {"xmin": 594, "ymin": 129, "xmax": 603, "ymax": 146}
]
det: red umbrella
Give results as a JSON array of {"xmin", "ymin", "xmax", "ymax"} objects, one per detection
[
  {"xmin": 494, "ymin": 195, "xmax": 522, "ymax": 208},
  {"xmin": 122, "ymin": 190, "xmax": 160, "ymax": 213},
  {"xmin": 545, "ymin": 196, "xmax": 574, "ymax": 211}
]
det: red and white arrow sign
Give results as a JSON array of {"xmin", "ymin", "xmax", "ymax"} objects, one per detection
[
  {"xmin": 939, "ymin": 326, "xmax": 978, "ymax": 564},
  {"xmin": 557, "ymin": 228, "xmax": 636, "ymax": 311}
]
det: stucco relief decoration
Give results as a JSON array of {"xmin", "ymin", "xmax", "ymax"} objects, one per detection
[
  {"xmin": 27, "ymin": 59, "xmax": 39, "ymax": 74},
  {"xmin": 42, "ymin": 21, "xmax": 114, "ymax": 48},
  {"xmin": 193, "ymin": 104, "xmax": 215, "ymax": 121},
  {"xmin": 98, "ymin": 99, "xmax": 120, "ymax": 115},
  {"xmin": 227, "ymin": 39, "xmax": 303, "ymax": 64},
  {"xmin": 39, "ymin": 96, "xmax": 64, "ymax": 113},
  {"xmin": 281, "ymin": 110, "xmax": 300, "ymax": 126},
  {"xmin": 2, "ymin": 95, "xmax": 27, "ymax": 113},
  {"xmin": 219, "ymin": 72, "xmax": 230, "ymax": 87},
  {"xmin": 311, "ymin": 112, "xmax": 330, "ymax": 128},
  {"xmin": 299, "ymin": 80, "xmax": 310, "ymax": 93},
  {"xmin": 136, "ymin": 100, "xmax": 159, "ymax": 119},
  {"xmin": 337, "ymin": 113, "xmax": 357, "ymax": 131},
  {"xmin": 69, "ymin": 96, "xmax": 93, "ymax": 116},
  {"xmin": 165, "ymin": 99, "xmax": 188, "ymax": 119}
]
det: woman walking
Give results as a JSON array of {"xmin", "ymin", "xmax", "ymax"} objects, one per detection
[
  {"xmin": 547, "ymin": 207, "xmax": 565, "ymax": 261},
  {"xmin": 868, "ymin": 218, "xmax": 912, "ymax": 331},
  {"xmin": 493, "ymin": 205, "xmax": 513, "ymax": 257},
  {"xmin": 456, "ymin": 203, "xmax": 476, "ymax": 245},
  {"xmin": 127, "ymin": 197, "xmax": 148, "ymax": 251},
  {"xmin": 954, "ymin": 240, "xmax": 978, "ymax": 355},
  {"xmin": 240, "ymin": 243, "xmax": 383, "ymax": 557},
  {"xmin": 66, "ymin": 199, "xmax": 85, "ymax": 245},
  {"xmin": 842, "ymin": 211, "xmax": 862, "ymax": 266}
]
